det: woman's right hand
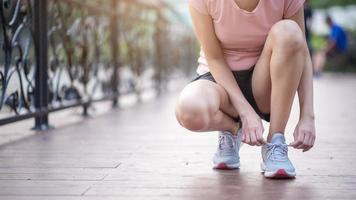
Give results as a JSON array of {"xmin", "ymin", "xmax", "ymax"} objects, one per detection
[{"xmin": 240, "ymin": 110, "xmax": 266, "ymax": 146}]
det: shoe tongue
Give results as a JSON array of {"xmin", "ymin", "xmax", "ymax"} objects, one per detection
[
  {"xmin": 219, "ymin": 132, "xmax": 234, "ymax": 147},
  {"xmin": 271, "ymin": 133, "xmax": 286, "ymax": 145}
]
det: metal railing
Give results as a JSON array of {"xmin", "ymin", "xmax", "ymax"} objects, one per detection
[{"xmin": 0, "ymin": 0, "xmax": 197, "ymax": 129}]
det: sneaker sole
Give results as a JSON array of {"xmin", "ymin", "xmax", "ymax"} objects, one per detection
[
  {"xmin": 213, "ymin": 162, "xmax": 240, "ymax": 170},
  {"xmin": 261, "ymin": 163, "xmax": 296, "ymax": 179}
]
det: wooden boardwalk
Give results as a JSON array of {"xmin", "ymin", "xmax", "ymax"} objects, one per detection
[{"xmin": 0, "ymin": 73, "xmax": 356, "ymax": 200}]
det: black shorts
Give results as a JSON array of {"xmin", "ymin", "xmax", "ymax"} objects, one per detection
[{"xmin": 191, "ymin": 67, "xmax": 270, "ymax": 122}]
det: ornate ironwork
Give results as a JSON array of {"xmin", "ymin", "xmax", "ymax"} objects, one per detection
[
  {"xmin": 47, "ymin": 1, "xmax": 115, "ymax": 105},
  {"xmin": 0, "ymin": 0, "xmax": 197, "ymax": 127},
  {"xmin": 0, "ymin": 0, "xmax": 36, "ymax": 118}
]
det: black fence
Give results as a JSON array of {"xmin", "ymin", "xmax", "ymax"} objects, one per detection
[{"xmin": 0, "ymin": 0, "xmax": 196, "ymax": 129}]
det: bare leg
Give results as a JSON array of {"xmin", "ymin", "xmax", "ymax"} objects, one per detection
[
  {"xmin": 312, "ymin": 50, "xmax": 326, "ymax": 74},
  {"xmin": 175, "ymin": 80, "xmax": 239, "ymax": 134},
  {"xmin": 251, "ymin": 20, "xmax": 307, "ymax": 142}
]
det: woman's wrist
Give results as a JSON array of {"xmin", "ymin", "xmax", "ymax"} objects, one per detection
[
  {"xmin": 233, "ymin": 99, "xmax": 255, "ymax": 118},
  {"xmin": 299, "ymin": 103, "xmax": 315, "ymax": 121},
  {"xmin": 300, "ymin": 112, "xmax": 315, "ymax": 121}
]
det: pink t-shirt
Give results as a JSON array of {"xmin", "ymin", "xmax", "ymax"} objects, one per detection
[{"xmin": 189, "ymin": 0, "xmax": 305, "ymax": 74}]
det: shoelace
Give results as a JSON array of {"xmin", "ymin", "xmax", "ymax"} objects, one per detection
[
  {"xmin": 266, "ymin": 143, "xmax": 288, "ymax": 161},
  {"xmin": 218, "ymin": 134, "xmax": 235, "ymax": 151}
]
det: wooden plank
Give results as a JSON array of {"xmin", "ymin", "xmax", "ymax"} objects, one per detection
[
  {"xmin": 0, "ymin": 180, "xmax": 92, "ymax": 196},
  {"xmin": 0, "ymin": 74, "xmax": 355, "ymax": 199},
  {"xmin": 0, "ymin": 173, "xmax": 107, "ymax": 181}
]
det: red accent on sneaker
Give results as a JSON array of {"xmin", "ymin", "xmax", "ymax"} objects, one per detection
[
  {"xmin": 272, "ymin": 169, "xmax": 294, "ymax": 179},
  {"xmin": 276, "ymin": 169, "xmax": 288, "ymax": 176},
  {"xmin": 214, "ymin": 163, "xmax": 233, "ymax": 170}
]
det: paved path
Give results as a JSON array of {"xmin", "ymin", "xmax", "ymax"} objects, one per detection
[{"xmin": 0, "ymin": 73, "xmax": 356, "ymax": 200}]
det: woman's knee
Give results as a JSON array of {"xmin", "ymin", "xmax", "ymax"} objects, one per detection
[
  {"xmin": 175, "ymin": 98, "xmax": 210, "ymax": 132},
  {"xmin": 175, "ymin": 84, "xmax": 218, "ymax": 132},
  {"xmin": 269, "ymin": 20, "xmax": 306, "ymax": 53}
]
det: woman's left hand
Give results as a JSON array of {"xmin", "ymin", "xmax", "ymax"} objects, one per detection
[{"xmin": 289, "ymin": 117, "xmax": 316, "ymax": 152}]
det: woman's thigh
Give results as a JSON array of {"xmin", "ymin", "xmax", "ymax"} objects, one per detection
[{"xmin": 176, "ymin": 79, "xmax": 238, "ymax": 121}]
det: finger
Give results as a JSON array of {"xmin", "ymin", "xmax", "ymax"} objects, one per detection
[
  {"xmin": 297, "ymin": 144, "xmax": 307, "ymax": 150},
  {"xmin": 297, "ymin": 134, "xmax": 310, "ymax": 149},
  {"xmin": 255, "ymin": 129, "xmax": 263, "ymax": 146},
  {"xmin": 253, "ymin": 128, "xmax": 262, "ymax": 146},
  {"xmin": 290, "ymin": 139, "xmax": 302, "ymax": 147},
  {"xmin": 302, "ymin": 133, "xmax": 315, "ymax": 150},
  {"xmin": 244, "ymin": 132, "xmax": 251, "ymax": 145},
  {"xmin": 290, "ymin": 132, "xmax": 305, "ymax": 147},
  {"xmin": 303, "ymin": 143, "xmax": 313, "ymax": 152},
  {"xmin": 256, "ymin": 127, "xmax": 266, "ymax": 145},
  {"xmin": 241, "ymin": 129, "xmax": 247, "ymax": 142},
  {"xmin": 257, "ymin": 137, "xmax": 266, "ymax": 145},
  {"xmin": 296, "ymin": 142, "xmax": 308, "ymax": 149},
  {"xmin": 307, "ymin": 135, "xmax": 314, "ymax": 147},
  {"xmin": 303, "ymin": 135, "xmax": 315, "ymax": 152},
  {"xmin": 308, "ymin": 135, "xmax": 314, "ymax": 145},
  {"xmin": 311, "ymin": 135, "xmax": 316, "ymax": 146},
  {"xmin": 297, "ymin": 131, "xmax": 305, "ymax": 143},
  {"xmin": 250, "ymin": 129, "xmax": 257, "ymax": 146},
  {"xmin": 291, "ymin": 127, "xmax": 301, "ymax": 144},
  {"xmin": 289, "ymin": 129, "xmax": 298, "ymax": 146},
  {"xmin": 303, "ymin": 145, "xmax": 313, "ymax": 152}
]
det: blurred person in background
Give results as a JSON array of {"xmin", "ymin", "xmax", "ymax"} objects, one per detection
[
  {"xmin": 175, "ymin": 0, "xmax": 315, "ymax": 179},
  {"xmin": 313, "ymin": 15, "xmax": 348, "ymax": 76}
]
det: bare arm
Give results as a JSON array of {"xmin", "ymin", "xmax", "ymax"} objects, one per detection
[
  {"xmin": 287, "ymin": 8, "xmax": 316, "ymax": 151},
  {"xmin": 189, "ymin": 5, "xmax": 265, "ymax": 145},
  {"xmin": 189, "ymin": 6, "xmax": 253, "ymax": 115}
]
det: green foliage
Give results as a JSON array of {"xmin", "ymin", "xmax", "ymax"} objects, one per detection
[
  {"xmin": 310, "ymin": 0, "xmax": 356, "ymax": 9},
  {"xmin": 311, "ymin": 33, "xmax": 327, "ymax": 51}
]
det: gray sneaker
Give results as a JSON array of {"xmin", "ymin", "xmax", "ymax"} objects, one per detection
[
  {"xmin": 261, "ymin": 133, "xmax": 296, "ymax": 178},
  {"xmin": 212, "ymin": 130, "xmax": 241, "ymax": 169}
]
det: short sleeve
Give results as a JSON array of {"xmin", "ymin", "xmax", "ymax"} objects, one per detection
[
  {"xmin": 330, "ymin": 28, "xmax": 338, "ymax": 42},
  {"xmin": 283, "ymin": 0, "xmax": 305, "ymax": 18},
  {"xmin": 189, "ymin": 0, "xmax": 209, "ymax": 15}
]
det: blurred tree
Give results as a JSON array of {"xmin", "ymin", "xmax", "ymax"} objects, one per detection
[{"xmin": 311, "ymin": 0, "xmax": 356, "ymax": 8}]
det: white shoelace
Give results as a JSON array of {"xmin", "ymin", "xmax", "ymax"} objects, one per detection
[
  {"xmin": 266, "ymin": 143, "xmax": 288, "ymax": 161},
  {"xmin": 218, "ymin": 134, "xmax": 237, "ymax": 155}
]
